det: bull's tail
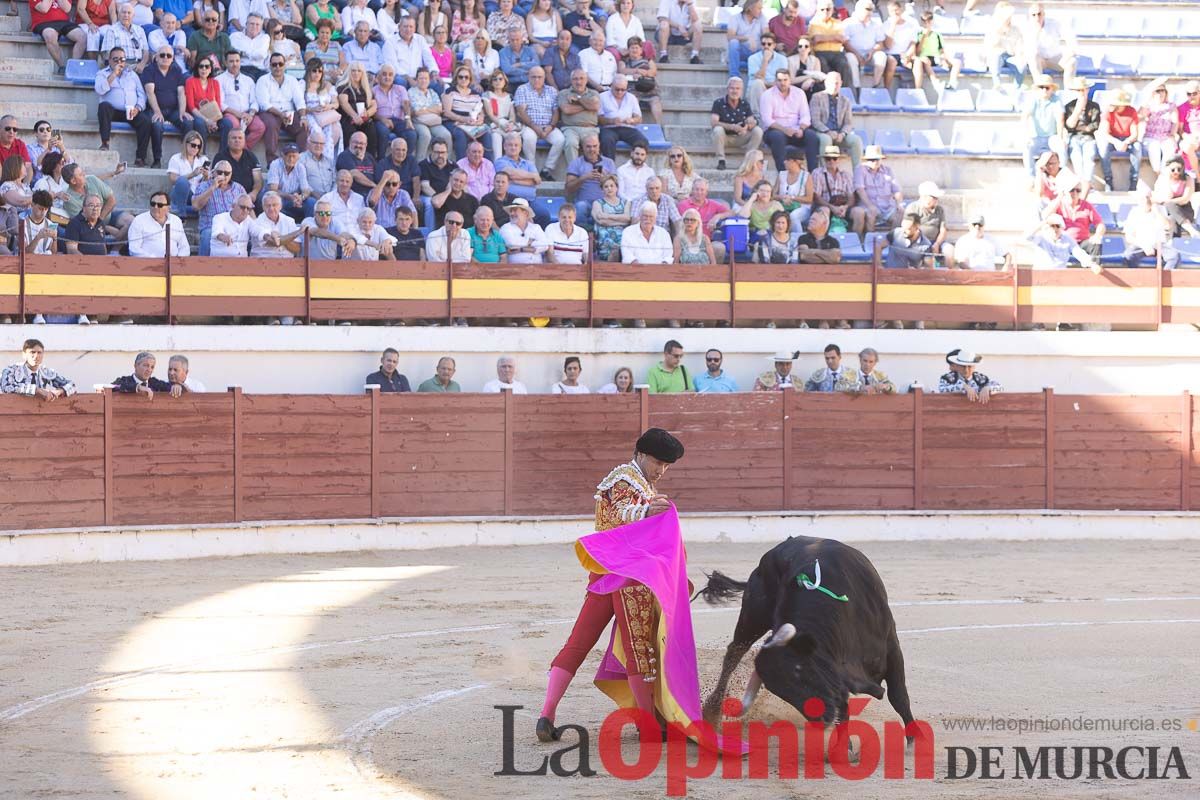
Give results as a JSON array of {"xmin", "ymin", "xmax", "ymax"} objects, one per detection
[{"xmin": 697, "ymin": 570, "xmax": 749, "ymax": 605}]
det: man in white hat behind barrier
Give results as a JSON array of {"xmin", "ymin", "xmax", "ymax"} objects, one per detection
[
  {"xmin": 1025, "ymin": 213, "xmax": 1099, "ymax": 272},
  {"xmin": 903, "ymin": 180, "xmax": 952, "ymax": 266},
  {"xmin": 936, "ymin": 349, "xmax": 1000, "ymax": 405},
  {"xmin": 754, "ymin": 350, "xmax": 800, "ymax": 392},
  {"xmin": 1099, "ymin": 89, "xmax": 1142, "ymax": 192},
  {"xmin": 499, "ymin": 197, "xmax": 549, "ymax": 264},
  {"xmin": 852, "ymin": 143, "xmax": 903, "ymax": 242}
]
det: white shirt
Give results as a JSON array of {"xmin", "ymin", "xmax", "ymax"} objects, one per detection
[
  {"xmin": 579, "ymin": 47, "xmax": 618, "ymax": 89},
  {"xmin": 605, "ymin": 13, "xmax": 644, "ymax": 50},
  {"xmin": 341, "ymin": 4, "xmax": 378, "ymax": 34},
  {"xmin": 599, "ymin": 89, "xmax": 640, "ymax": 125},
  {"xmin": 1027, "ymin": 16, "xmax": 1074, "ymax": 60},
  {"xmin": 545, "ymin": 221, "xmax": 589, "ymax": 264},
  {"xmin": 1124, "ymin": 205, "xmax": 1170, "ymax": 255},
  {"xmin": 620, "ymin": 223, "xmax": 673, "ymax": 263},
  {"xmin": 318, "ymin": 188, "xmax": 365, "ymax": 230},
  {"xmin": 167, "ymin": 152, "xmax": 211, "ymax": 192},
  {"xmin": 463, "ymin": 47, "xmax": 500, "ymax": 84},
  {"xmin": 884, "ymin": 16, "xmax": 919, "ymax": 56},
  {"xmin": 255, "ymin": 72, "xmax": 304, "ymax": 115},
  {"xmin": 482, "ymin": 379, "xmax": 529, "ymax": 393},
  {"xmin": 953, "ymin": 233, "xmax": 1006, "ymax": 270},
  {"xmin": 209, "ymin": 211, "xmax": 255, "ymax": 256},
  {"xmin": 551, "ymin": 381, "xmax": 591, "ymax": 394},
  {"xmin": 227, "ymin": 0, "xmax": 270, "ymax": 29},
  {"xmin": 426, "ymin": 226, "xmax": 472, "ymax": 262},
  {"xmin": 230, "ymin": 30, "xmax": 272, "ymax": 71},
  {"xmin": 499, "ymin": 220, "xmax": 549, "ymax": 263},
  {"xmin": 382, "ymin": 34, "xmax": 437, "ymax": 80},
  {"xmin": 616, "ymin": 162, "xmax": 654, "ymax": 203},
  {"xmin": 183, "ymin": 376, "xmax": 208, "ymax": 392},
  {"xmin": 347, "ymin": 224, "xmax": 397, "ymax": 260},
  {"xmin": 22, "ymin": 214, "xmax": 55, "ymax": 255},
  {"xmin": 128, "ymin": 210, "xmax": 190, "ymax": 257},
  {"xmin": 656, "ymin": 0, "xmax": 694, "ymax": 31},
  {"xmin": 148, "ymin": 28, "xmax": 188, "ymax": 58},
  {"xmin": 216, "ymin": 70, "xmax": 260, "ymax": 114},
  {"xmin": 843, "ymin": 17, "xmax": 885, "ymax": 55},
  {"xmin": 250, "ymin": 211, "xmax": 299, "ymax": 258}
]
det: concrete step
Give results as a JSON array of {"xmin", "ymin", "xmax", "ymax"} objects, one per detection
[
  {"xmin": 0, "ymin": 55, "xmax": 55, "ymax": 80},
  {"xmin": 4, "ymin": 100, "xmax": 88, "ymax": 122},
  {"xmin": 0, "ymin": 14, "xmax": 22, "ymax": 34}
]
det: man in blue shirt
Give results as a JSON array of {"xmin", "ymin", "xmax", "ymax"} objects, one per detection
[
  {"xmin": 142, "ymin": 46, "xmax": 195, "ymax": 167},
  {"xmin": 884, "ymin": 213, "xmax": 934, "ymax": 269},
  {"xmin": 366, "ymin": 348, "xmax": 412, "ymax": 392},
  {"xmin": 499, "ymin": 28, "xmax": 539, "ymax": 91},
  {"xmin": 563, "ymin": 133, "xmax": 614, "ymax": 226},
  {"xmin": 693, "ymin": 348, "xmax": 739, "ymax": 393},
  {"xmin": 95, "ymin": 48, "xmax": 154, "ymax": 166}
]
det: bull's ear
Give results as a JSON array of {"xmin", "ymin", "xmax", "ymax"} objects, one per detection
[{"xmin": 848, "ymin": 676, "xmax": 885, "ymax": 699}]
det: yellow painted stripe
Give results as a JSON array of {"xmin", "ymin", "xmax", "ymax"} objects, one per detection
[
  {"xmin": 453, "ymin": 279, "xmax": 589, "ymax": 301},
  {"xmin": 593, "ymin": 280, "xmax": 730, "ymax": 302},
  {"xmin": 0, "ymin": 274, "xmax": 17, "ymax": 295},
  {"xmin": 878, "ymin": 284, "xmax": 1012, "ymax": 306},
  {"xmin": 1018, "ymin": 286, "xmax": 1158, "ymax": 307},
  {"xmin": 1163, "ymin": 287, "xmax": 1200, "ymax": 307},
  {"xmin": 311, "ymin": 278, "xmax": 447, "ymax": 300},
  {"xmin": 171, "ymin": 275, "xmax": 306, "ymax": 297},
  {"xmin": 26, "ymin": 274, "xmax": 165, "ymax": 298},
  {"xmin": 735, "ymin": 281, "xmax": 872, "ymax": 303}
]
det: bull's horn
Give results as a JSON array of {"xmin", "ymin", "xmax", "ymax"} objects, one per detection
[
  {"xmin": 763, "ymin": 623, "xmax": 796, "ymax": 649},
  {"xmin": 742, "ymin": 669, "xmax": 762, "ymax": 710}
]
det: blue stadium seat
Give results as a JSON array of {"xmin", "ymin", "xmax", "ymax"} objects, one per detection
[
  {"xmin": 949, "ymin": 122, "xmax": 992, "ymax": 155},
  {"xmin": 635, "ymin": 124, "xmax": 670, "ymax": 151},
  {"xmin": 989, "ymin": 126, "xmax": 1023, "ymax": 156},
  {"xmin": 938, "ymin": 88, "xmax": 974, "ymax": 112},
  {"xmin": 530, "ymin": 195, "xmax": 564, "ymax": 226},
  {"xmin": 895, "ymin": 88, "xmax": 934, "ymax": 113},
  {"xmin": 1138, "ymin": 50, "xmax": 1179, "ymax": 76},
  {"xmin": 1099, "ymin": 56, "xmax": 1136, "ymax": 77},
  {"xmin": 1071, "ymin": 15, "xmax": 1106, "ymax": 38},
  {"xmin": 1173, "ymin": 238, "xmax": 1200, "ymax": 264},
  {"xmin": 66, "ymin": 59, "xmax": 99, "ymax": 86},
  {"xmin": 839, "ymin": 86, "xmax": 860, "ymax": 112},
  {"xmin": 1113, "ymin": 203, "xmax": 1135, "ymax": 227},
  {"xmin": 836, "ymin": 232, "xmax": 869, "ymax": 262},
  {"xmin": 959, "ymin": 14, "xmax": 989, "ymax": 36},
  {"xmin": 141, "ymin": 23, "xmax": 160, "ymax": 36},
  {"xmin": 872, "ymin": 128, "xmax": 910, "ymax": 154},
  {"xmin": 1099, "ymin": 235, "xmax": 1126, "ymax": 264},
  {"xmin": 859, "ymin": 87, "xmax": 897, "ymax": 112},
  {"xmin": 1074, "ymin": 54, "xmax": 1100, "ymax": 76},
  {"xmin": 1141, "ymin": 17, "xmax": 1177, "ymax": 39},
  {"xmin": 975, "ymin": 89, "xmax": 1015, "ymax": 113},
  {"xmin": 1095, "ymin": 203, "xmax": 1116, "ymax": 229},
  {"xmin": 910, "ymin": 129, "xmax": 948, "ymax": 154}
]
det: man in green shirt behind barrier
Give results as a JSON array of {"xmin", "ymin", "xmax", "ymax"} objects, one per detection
[
  {"xmin": 417, "ymin": 356, "xmax": 462, "ymax": 392},
  {"xmin": 646, "ymin": 339, "xmax": 692, "ymax": 393}
]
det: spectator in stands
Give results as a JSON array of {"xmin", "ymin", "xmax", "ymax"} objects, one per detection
[
  {"xmin": 469, "ymin": 204, "xmax": 507, "ymax": 262},
  {"xmin": 463, "ymin": 29, "xmax": 499, "ymax": 89},
  {"xmin": 487, "ymin": 0, "xmax": 525, "ymax": 50},
  {"xmin": 1152, "ymin": 158, "xmax": 1199, "ymax": 239},
  {"xmin": 1122, "ymin": 189, "xmax": 1178, "ymax": 270},
  {"xmin": 1062, "ymin": 77, "xmax": 1099, "ymax": 189},
  {"xmin": 1, "ymin": 339, "xmax": 76, "ymax": 400},
  {"xmin": 500, "ymin": 197, "xmax": 548, "ymax": 262},
  {"xmin": 113, "ymin": 352, "xmax": 173, "ymax": 396},
  {"xmin": 432, "ymin": 168, "xmax": 479, "ymax": 228},
  {"xmin": 1022, "ymin": 75, "xmax": 1065, "ymax": 177},
  {"xmin": 546, "ymin": 203, "xmax": 590, "ymax": 263},
  {"xmin": 73, "ymin": 0, "xmax": 111, "ymax": 63},
  {"xmin": 483, "ymin": 355, "xmax": 529, "ymax": 393},
  {"xmin": 500, "ymin": 27, "xmax": 538, "ymax": 90},
  {"xmin": 670, "ymin": 206, "xmax": 712, "ymax": 266},
  {"xmin": 580, "ymin": 29, "xmax": 617, "ymax": 92},
  {"xmin": 61, "ymin": 194, "xmax": 109, "ymax": 255},
  {"xmin": 726, "ymin": 0, "xmax": 764, "ymax": 79},
  {"xmin": 305, "ymin": 18, "xmax": 348, "ymax": 84},
  {"xmin": 387, "ymin": 206, "xmax": 425, "ymax": 260},
  {"xmin": 983, "ymin": 1, "xmax": 1024, "ymax": 88},
  {"xmin": 738, "ymin": 180, "xmax": 784, "ymax": 248},
  {"xmin": 26, "ymin": 121, "xmax": 66, "ymax": 184},
  {"xmin": 103, "ymin": 4, "xmax": 149, "ymax": 72},
  {"xmin": 302, "ymin": 131, "xmax": 336, "ymax": 201},
  {"xmin": 187, "ymin": 6, "xmax": 232, "ymax": 69},
  {"xmin": 953, "ymin": 214, "xmax": 1012, "ymax": 271},
  {"xmin": 904, "ymin": 180, "xmax": 951, "ymax": 265},
  {"xmin": 590, "ymin": 174, "xmax": 630, "ymax": 260},
  {"xmin": 128, "ymin": 190, "xmax": 190, "ymax": 256},
  {"xmin": 769, "ymin": 0, "xmax": 806, "ymax": 66},
  {"xmin": 321, "ymin": 168, "xmax": 365, "ymax": 229},
  {"xmin": 341, "ymin": 0, "xmax": 377, "ymax": 39},
  {"xmin": 420, "ymin": 139, "xmax": 455, "ymax": 209},
  {"xmin": 409, "ymin": 69, "xmax": 452, "ymax": 161},
  {"xmin": 385, "ymin": 16, "xmax": 440, "ymax": 90},
  {"xmin": 215, "ymin": 128, "xmax": 263, "ymax": 199},
  {"xmin": 304, "ymin": 0, "xmax": 341, "ymax": 43},
  {"xmin": 1043, "ymin": 177, "xmax": 1104, "ymax": 260},
  {"xmin": 753, "ymin": 208, "xmax": 796, "ymax": 268},
  {"xmin": 457, "ymin": 140, "xmax": 495, "ymax": 200},
  {"xmin": 369, "ymin": 169, "xmax": 417, "ymax": 227},
  {"xmin": 492, "ymin": 133, "xmax": 541, "ymax": 201},
  {"xmin": 443, "ymin": 65, "xmax": 492, "ymax": 160},
  {"xmin": 346, "ymin": 208, "xmax": 397, "ymax": 260},
  {"xmin": 166, "ymin": 355, "xmax": 204, "ymax": 395},
  {"xmin": 811, "ymin": 144, "xmax": 855, "ymax": 234},
  {"xmin": 1025, "ymin": 2, "xmax": 1075, "ymax": 87},
  {"xmin": 1179, "ymin": 81, "xmax": 1200, "ymax": 177},
  {"xmin": 678, "ymin": 178, "xmax": 733, "ymax": 262},
  {"xmin": 1025, "ymin": 214, "xmax": 1100, "ymax": 272},
  {"xmin": 257, "ymin": 52, "xmax": 307, "ymax": 163},
  {"xmin": 479, "ymin": 171, "xmax": 514, "ymax": 226},
  {"xmin": 336, "ymin": 130, "xmax": 376, "ymax": 197},
  {"xmin": 910, "ymin": 11, "xmax": 960, "ymax": 91},
  {"xmin": 760, "ymin": 69, "xmax": 821, "ymax": 172},
  {"xmin": 230, "ymin": 13, "xmax": 271, "ymax": 79},
  {"xmin": 0, "ymin": 157, "xmax": 32, "ymax": 213},
  {"xmin": 835, "ymin": 347, "xmax": 895, "ymax": 394},
  {"xmin": 144, "ymin": 46, "xmax": 200, "ymax": 163},
  {"xmin": 803, "ymin": 343, "xmax": 847, "ymax": 392},
  {"xmin": 514, "ymin": 66, "xmax": 565, "ymax": 181},
  {"xmin": 210, "ymin": 194, "xmax": 256, "ymax": 256},
  {"xmin": 525, "ymin": 0, "xmax": 562, "ymax": 58},
  {"xmin": 659, "ymin": 146, "xmax": 693, "ymax": 201},
  {"xmin": 843, "ymin": 0, "xmax": 891, "ymax": 90},
  {"xmin": 1032, "ymin": 150, "xmax": 1079, "ymax": 210},
  {"xmin": 373, "ymin": 66, "xmax": 416, "ymax": 161},
  {"xmin": 753, "ymin": 351, "xmax": 798, "ymax": 391},
  {"xmin": 850, "ymin": 143, "xmax": 900, "ymax": 242},
  {"xmin": 566, "ymin": 134, "xmax": 615, "ymax": 226},
  {"xmin": 596, "ymin": 77, "xmax": 648, "ymax": 159},
  {"xmin": 792, "ymin": 37, "xmax": 828, "ymax": 96},
  {"xmin": 621, "ymin": 201, "xmax": 673, "ymax": 265},
  {"xmin": 809, "ymin": 71, "xmax": 862, "ymax": 169},
  {"xmin": 614, "ymin": 144, "xmax": 653, "ymax": 204},
  {"xmin": 376, "ymin": 137, "xmax": 420, "ymax": 204},
  {"xmin": 186, "ymin": 55, "xmax": 232, "ymax": 149},
  {"xmin": 656, "ymin": 0, "xmax": 702, "ymax": 64},
  {"xmin": 619, "ymin": 38, "xmax": 664, "ymax": 129},
  {"xmin": 215, "ymin": 52, "xmax": 266, "ymax": 150},
  {"xmin": 227, "ymin": 0, "xmax": 265, "ymax": 32},
  {"xmin": 62, "ymin": 163, "xmax": 133, "ymax": 243},
  {"xmin": 267, "ymin": 143, "xmax": 313, "ymax": 221},
  {"xmin": 1099, "ymin": 91, "xmax": 1142, "ymax": 193},
  {"xmin": 267, "ymin": 19, "xmax": 302, "ymax": 69},
  {"xmin": 689, "ymin": 349, "xmax": 734, "ymax": 392},
  {"xmin": 771, "ymin": 147, "xmax": 812, "ymax": 232},
  {"xmin": 598, "ymin": 365, "xmax": 635, "ymax": 393},
  {"xmin": 95, "ymin": 48, "xmax": 155, "ymax": 166},
  {"xmin": 807, "ymin": 0, "xmax": 851, "ymax": 90},
  {"xmin": 1140, "ymin": 79, "xmax": 1179, "ymax": 177},
  {"xmin": 602, "ymin": 0, "xmax": 638, "ymax": 57},
  {"xmin": 710, "ymin": 78, "xmax": 763, "ymax": 174},
  {"xmin": 937, "ymin": 349, "xmax": 999, "ymax": 404},
  {"xmin": 337, "ymin": 62, "xmax": 380, "ymax": 158},
  {"xmin": 633, "ymin": 176, "xmax": 681, "ymax": 235},
  {"xmin": 884, "ymin": 211, "xmax": 933, "ymax": 276},
  {"xmin": 647, "ymin": 340, "xmax": 689, "ymax": 393},
  {"xmin": 418, "ymin": 357, "xmax": 461, "ymax": 392},
  {"xmin": 482, "ymin": 72, "xmax": 530, "ymax": 164},
  {"xmin": 542, "ymin": 29, "xmax": 578, "ymax": 90},
  {"xmin": 251, "ymin": 190, "xmax": 302, "ymax": 256},
  {"xmin": 882, "ymin": 1, "xmax": 916, "ymax": 89},
  {"xmin": 301, "ymin": 199, "xmax": 356, "ymax": 258},
  {"xmin": 746, "ymin": 33, "xmax": 787, "ymax": 114},
  {"xmin": 558, "ymin": 69, "xmax": 601, "ymax": 164},
  {"xmin": 22, "ymin": 191, "xmax": 56, "ymax": 257},
  {"xmin": 551, "ymin": 356, "xmax": 590, "ymax": 393},
  {"xmin": 0, "ymin": 117, "xmax": 31, "ymax": 185},
  {"xmin": 427, "ymin": 210, "xmax": 473, "ymax": 265},
  {"xmin": 35, "ymin": 152, "xmax": 71, "ymax": 212},
  {"xmin": 365, "ymin": 348, "xmax": 412, "ymax": 392},
  {"xmin": 341, "ymin": 20, "xmax": 382, "ymax": 78}
]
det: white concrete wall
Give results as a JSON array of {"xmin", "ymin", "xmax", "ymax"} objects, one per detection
[{"xmin": 3, "ymin": 325, "xmax": 1200, "ymax": 396}]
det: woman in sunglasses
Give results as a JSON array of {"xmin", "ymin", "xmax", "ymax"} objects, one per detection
[
  {"xmin": 442, "ymin": 64, "xmax": 492, "ymax": 160},
  {"xmin": 26, "ymin": 120, "xmax": 71, "ymax": 184},
  {"xmin": 184, "ymin": 55, "xmax": 232, "ymax": 146}
]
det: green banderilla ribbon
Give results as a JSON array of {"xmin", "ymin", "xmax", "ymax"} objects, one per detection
[{"xmin": 797, "ymin": 559, "xmax": 849, "ymax": 602}]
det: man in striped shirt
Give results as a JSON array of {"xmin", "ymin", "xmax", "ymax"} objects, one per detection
[{"xmin": 1, "ymin": 340, "xmax": 76, "ymax": 401}]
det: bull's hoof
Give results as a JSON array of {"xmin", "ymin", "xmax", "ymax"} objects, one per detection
[{"xmin": 535, "ymin": 716, "xmax": 561, "ymax": 743}]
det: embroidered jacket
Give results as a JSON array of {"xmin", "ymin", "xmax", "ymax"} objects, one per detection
[
  {"xmin": 936, "ymin": 371, "xmax": 1001, "ymax": 395},
  {"xmin": 804, "ymin": 365, "xmax": 850, "ymax": 393},
  {"xmin": 0, "ymin": 363, "xmax": 77, "ymax": 396},
  {"xmin": 594, "ymin": 460, "xmax": 655, "ymax": 531},
  {"xmin": 834, "ymin": 369, "xmax": 896, "ymax": 394},
  {"xmin": 753, "ymin": 370, "xmax": 797, "ymax": 392}
]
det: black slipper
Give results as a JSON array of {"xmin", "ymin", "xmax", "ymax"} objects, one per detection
[{"xmin": 535, "ymin": 716, "xmax": 561, "ymax": 742}]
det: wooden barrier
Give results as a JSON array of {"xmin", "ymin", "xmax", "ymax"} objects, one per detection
[
  {"xmin": 0, "ymin": 389, "xmax": 1196, "ymax": 531},
  {"xmin": 1, "ymin": 253, "xmax": 1194, "ymax": 326}
]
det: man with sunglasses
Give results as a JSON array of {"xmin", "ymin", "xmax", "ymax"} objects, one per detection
[
  {"xmin": 693, "ymin": 349, "xmax": 738, "ymax": 393},
  {"xmin": 215, "ymin": 51, "xmax": 267, "ymax": 150},
  {"xmin": 425, "ymin": 211, "xmax": 473, "ymax": 265},
  {"xmin": 143, "ymin": 46, "xmax": 197, "ymax": 166},
  {"xmin": 1043, "ymin": 176, "xmax": 1104, "ymax": 261},
  {"xmin": 186, "ymin": 11, "xmax": 232, "ymax": 73},
  {"xmin": 0, "ymin": 116, "xmax": 32, "ymax": 179},
  {"xmin": 1025, "ymin": 214, "xmax": 1099, "ymax": 272},
  {"xmin": 255, "ymin": 53, "xmax": 307, "ymax": 163},
  {"xmin": 369, "ymin": 168, "xmax": 417, "ymax": 225},
  {"xmin": 129, "ymin": 190, "xmax": 190, "ymax": 257},
  {"xmin": 210, "ymin": 194, "xmax": 257, "ymax": 257},
  {"xmin": 95, "ymin": 47, "xmax": 156, "ymax": 166},
  {"xmin": 102, "ymin": 3, "xmax": 149, "ymax": 72},
  {"xmin": 1024, "ymin": 1, "xmax": 1076, "ymax": 87},
  {"xmin": 192, "ymin": 159, "xmax": 246, "ymax": 255},
  {"xmin": 1021, "ymin": 74, "xmax": 1065, "ymax": 177},
  {"xmin": 300, "ymin": 199, "xmax": 357, "ymax": 260},
  {"xmin": 746, "ymin": 34, "xmax": 787, "ymax": 112}
]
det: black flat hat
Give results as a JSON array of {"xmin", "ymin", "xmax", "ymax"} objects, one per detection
[{"xmin": 636, "ymin": 428, "xmax": 684, "ymax": 463}]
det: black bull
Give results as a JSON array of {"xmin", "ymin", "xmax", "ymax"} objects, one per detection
[{"xmin": 699, "ymin": 536, "xmax": 915, "ymax": 731}]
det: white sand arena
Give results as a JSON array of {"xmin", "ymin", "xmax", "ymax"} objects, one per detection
[{"xmin": 2, "ymin": 537, "xmax": 1198, "ymax": 799}]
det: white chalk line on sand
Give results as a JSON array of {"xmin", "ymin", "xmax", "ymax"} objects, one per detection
[{"xmin": 4, "ymin": 594, "xmax": 1200, "ymax": 724}]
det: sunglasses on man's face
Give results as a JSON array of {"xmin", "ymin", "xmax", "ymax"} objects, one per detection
[
  {"xmin": 111, "ymin": 56, "xmax": 127, "ymax": 62},
  {"xmin": 446, "ymin": 219, "xmax": 463, "ymax": 226},
  {"xmin": 215, "ymin": 169, "xmax": 232, "ymax": 176},
  {"xmin": 3, "ymin": 126, "xmax": 18, "ymax": 132},
  {"xmin": 315, "ymin": 211, "xmax": 332, "ymax": 217},
  {"xmin": 150, "ymin": 201, "xmax": 170, "ymax": 208},
  {"xmin": 158, "ymin": 53, "xmax": 173, "ymax": 59}
]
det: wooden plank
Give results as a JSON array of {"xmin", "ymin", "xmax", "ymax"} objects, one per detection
[
  {"xmin": 1183, "ymin": 392, "xmax": 1192, "ymax": 512},
  {"xmin": 103, "ymin": 387, "xmax": 112, "ymax": 525},
  {"xmin": 1055, "ymin": 467, "xmax": 1181, "ymax": 490},
  {"xmin": 369, "ymin": 386, "xmax": 380, "ymax": 518},
  {"xmin": 1054, "ymin": 430, "xmax": 1181, "ymax": 451},
  {"xmin": 924, "ymin": 466, "xmax": 1046, "ymax": 487},
  {"xmin": 790, "ymin": 487, "xmax": 914, "ymax": 510},
  {"xmin": 231, "ymin": 386, "xmax": 242, "ymax": 522},
  {"xmin": 781, "ymin": 387, "xmax": 793, "ymax": 510},
  {"xmin": 912, "ymin": 388, "xmax": 923, "ymax": 509},
  {"xmin": 923, "ymin": 486, "xmax": 1046, "ymax": 509},
  {"xmin": 4, "ymin": 458, "xmax": 104, "ymax": 481},
  {"xmin": 0, "ymin": 394, "xmax": 104, "ymax": 415},
  {"xmin": 0, "ymin": 436, "xmax": 104, "ymax": 459},
  {"xmin": 0, "ymin": 500, "xmax": 104, "ymax": 530},
  {"xmin": 3, "ymin": 477, "xmax": 106, "ymax": 504},
  {"xmin": 503, "ymin": 388, "xmax": 513, "ymax": 515},
  {"xmin": 1052, "ymin": 487, "xmax": 1180, "ymax": 510},
  {"xmin": 1045, "ymin": 387, "xmax": 1054, "ymax": 509},
  {"xmin": 1056, "ymin": 395, "xmax": 1184, "ymax": 414},
  {"xmin": 793, "ymin": 467, "xmax": 915, "ymax": 488},
  {"xmin": 1054, "ymin": 449, "xmax": 1181, "ymax": 470}
]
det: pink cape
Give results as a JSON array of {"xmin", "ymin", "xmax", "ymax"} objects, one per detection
[{"xmin": 575, "ymin": 505, "xmax": 745, "ymax": 752}]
